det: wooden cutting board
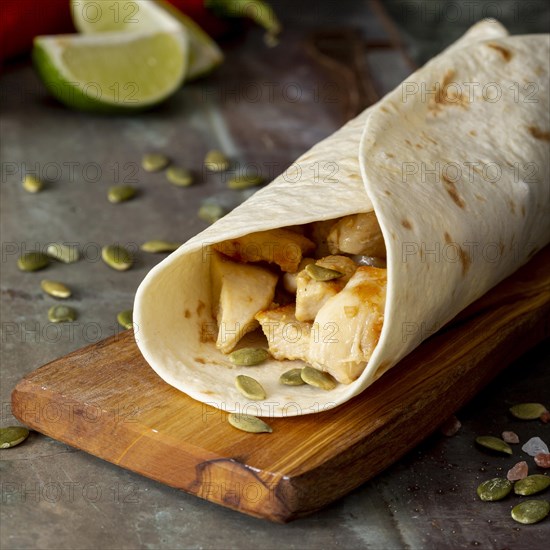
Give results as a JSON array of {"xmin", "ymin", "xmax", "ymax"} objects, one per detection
[{"xmin": 11, "ymin": 248, "xmax": 550, "ymax": 523}]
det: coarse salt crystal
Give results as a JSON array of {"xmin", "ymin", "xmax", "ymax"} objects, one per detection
[
  {"xmin": 521, "ymin": 437, "xmax": 549, "ymax": 457},
  {"xmin": 502, "ymin": 431, "xmax": 519, "ymax": 444},
  {"xmin": 507, "ymin": 461, "xmax": 528, "ymax": 481}
]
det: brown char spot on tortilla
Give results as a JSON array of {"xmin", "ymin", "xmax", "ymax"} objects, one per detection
[
  {"xmin": 420, "ymin": 132, "xmax": 438, "ymax": 145},
  {"xmin": 430, "ymin": 69, "xmax": 468, "ymax": 110},
  {"xmin": 508, "ymin": 199, "xmax": 516, "ymax": 215},
  {"xmin": 474, "ymin": 194, "xmax": 486, "ymax": 202},
  {"xmin": 380, "ymin": 106, "xmax": 389, "ymax": 113},
  {"xmin": 458, "ymin": 246, "xmax": 471, "ymax": 275},
  {"xmin": 444, "ymin": 232, "xmax": 452, "ymax": 244},
  {"xmin": 486, "ymin": 43, "xmax": 513, "ymax": 62},
  {"xmin": 401, "ymin": 219, "xmax": 413, "ymax": 230},
  {"xmin": 521, "ymin": 204, "xmax": 526, "ymax": 217},
  {"xmin": 386, "ymin": 152, "xmax": 395, "ymax": 158},
  {"xmin": 384, "ymin": 190, "xmax": 392, "ymax": 196},
  {"xmin": 405, "ymin": 139, "xmax": 412, "ymax": 146},
  {"xmin": 527, "ymin": 126, "xmax": 550, "ymax": 141},
  {"xmin": 469, "ymin": 130, "xmax": 477, "ymax": 137},
  {"xmin": 196, "ymin": 300, "xmax": 206, "ymax": 315},
  {"xmin": 194, "ymin": 357, "xmax": 206, "ymax": 364},
  {"xmin": 442, "ymin": 175, "xmax": 466, "ymax": 209},
  {"xmin": 184, "ymin": 309, "xmax": 192, "ymax": 319}
]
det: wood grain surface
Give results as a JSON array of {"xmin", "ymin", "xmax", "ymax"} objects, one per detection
[{"xmin": 11, "ymin": 247, "xmax": 550, "ymax": 523}]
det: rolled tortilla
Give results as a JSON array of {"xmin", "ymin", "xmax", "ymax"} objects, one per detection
[{"xmin": 134, "ymin": 21, "xmax": 549, "ymax": 417}]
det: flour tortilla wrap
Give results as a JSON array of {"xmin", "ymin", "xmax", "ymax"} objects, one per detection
[{"xmin": 134, "ymin": 21, "xmax": 550, "ymax": 417}]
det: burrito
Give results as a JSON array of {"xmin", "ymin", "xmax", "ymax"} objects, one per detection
[{"xmin": 134, "ymin": 20, "xmax": 550, "ymax": 417}]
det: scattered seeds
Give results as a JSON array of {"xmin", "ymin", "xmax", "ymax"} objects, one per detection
[
  {"xmin": 511, "ymin": 500, "xmax": 550, "ymax": 524},
  {"xmin": 17, "ymin": 251, "xmax": 49, "ymax": 272},
  {"xmin": 140, "ymin": 240, "xmax": 182, "ymax": 253},
  {"xmin": 305, "ymin": 263, "xmax": 343, "ymax": 282},
  {"xmin": 117, "ymin": 309, "xmax": 133, "ymax": 330},
  {"xmin": 522, "ymin": 437, "xmax": 549, "ymax": 457},
  {"xmin": 108, "ymin": 184, "xmax": 137, "ymax": 203},
  {"xmin": 22, "ymin": 174, "xmax": 43, "ymax": 193},
  {"xmin": 510, "ymin": 403, "xmax": 548, "ymax": 420},
  {"xmin": 0, "ymin": 426, "xmax": 30, "ymax": 449},
  {"xmin": 475, "ymin": 435, "xmax": 513, "ymax": 455},
  {"xmin": 507, "ymin": 461, "xmax": 529, "ymax": 481},
  {"xmin": 235, "ymin": 375, "xmax": 266, "ymax": 401},
  {"xmin": 227, "ymin": 413, "xmax": 272, "ymax": 434},
  {"xmin": 40, "ymin": 279, "xmax": 71, "ymax": 299},
  {"xmin": 280, "ymin": 368, "xmax": 306, "ymax": 386},
  {"xmin": 166, "ymin": 166, "xmax": 193, "ymax": 187},
  {"xmin": 440, "ymin": 415, "xmax": 462, "ymax": 437},
  {"xmin": 46, "ymin": 243, "xmax": 80, "ymax": 264},
  {"xmin": 204, "ymin": 150, "xmax": 229, "ymax": 171},
  {"xmin": 101, "ymin": 244, "xmax": 133, "ymax": 271},
  {"xmin": 227, "ymin": 175, "xmax": 264, "ymax": 190},
  {"xmin": 48, "ymin": 305, "xmax": 77, "ymax": 323},
  {"xmin": 300, "ymin": 366, "xmax": 337, "ymax": 390},
  {"xmin": 535, "ymin": 453, "xmax": 550, "ymax": 468},
  {"xmin": 229, "ymin": 348, "xmax": 270, "ymax": 366},
  {"xmin": 142, "ymin": 153, "xmax": 169, "ymax": 172},
  {"xmin": 514, "ymin": 475, "xmax": 550, "ymax": 496},
  {"xmin": 476, "ymin": 478, "xmax": 513, "ymax": 501},
  {"xmin": 502, "ymin": 431, "xmax": 520, "ymax": 444},
  {"xmin": 198, "ymin": 203, "xmax": 226, "ymax": 224}
]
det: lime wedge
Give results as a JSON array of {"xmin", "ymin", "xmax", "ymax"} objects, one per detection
[
  {"xmin": 33, "ymin": 31, "xmax": 188, "ymax": 112},
  {"xmin": 71, "ymin": 0, "xmax": 223, "ymax": 80}
]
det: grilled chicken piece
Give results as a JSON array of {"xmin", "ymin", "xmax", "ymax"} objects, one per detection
[
  {"xmin": 294, "ymin": 255, "xmax": 358, "ymax": 322},
  {"xmin": 327, "ymin": 212, "xmax": 386, "ymax": 258},
  {"xmin": 308, "ymin": 266, "xmax": 386, "ymax": 384},
  {"xmin": 282, "ymin": 257, "xmax": 315, "ymax": 294},
  {"xmin": 308, "ymin": 219, "xmax": 338, "ymax": 258},
  {"xmin": 211, "ymin": 251, "xmax": 278, "ymax": 353},
  {"xmin": 255, "ymin": 305, "xmax": 311, "ymax": 362},
  {"xmin": 213, "ymin": 229, "xmax": 315, "ymax": 273}
]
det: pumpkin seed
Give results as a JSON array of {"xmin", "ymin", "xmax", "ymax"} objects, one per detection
[
  {"xmin": 475, "ymin": 435, "xmax": 513, "ymax": 455},
  {"xmin": 514, "ymin": 475, "xmax": 550, "ymax": 496},
  {"xmin": 140, "ymin": 240, "xmax": 182, "ymax": 253},
  {"xmin": 476, "ymin": 478, "xmax": 513, "ymax": 501},
  {"xmin": 48, "ymin": 305, "xmax": 77, "ymax": 323},
  {"xmin": 510, "ymin": 403, "xmax": 548, "ymax": 420},
  {"xmin": 228, "ymin": 413, "xmax": 272, "ymax": 433},
  {"xmin": 301, "ymin": 366, "xmax": 337, "ymax": 390},
  {"xmin": 0, "ymin": 426, "xmax": 30, "ymax": 449},
  {"xmin": 235, "ymin": 375, "xmax": 266, "ymax": 400},
  {"xmin": 117, "ymin": 309, "xmax": 133, "ymax": 330},
  {"xmin": 46, "ymin": 243, "xmax": 80, "ymax": 264},
  {"xmin": 108, "ymin": 184, "xmax": 137, "ymax": 203},
  {"xmin": 142, "ymin": 153, "xmax": 169, "ymax": 172},
  {"xmin": 280, "ymin": 368, "xmax": 305, "ymax": 386},
  {"xmin": 229, "ymin": 348, "xmax": 270, "ymax": 366},
  {"xmin": 204, "ymin": 150, "xmax": 229, "ymax": 171},
  {"xmin": 305, "ymin": 263, "xmax": 343, "ymax": 282},
  {"xmin": 101, "ymin": 244, "xmax": 133, "ymax": 271},
  {"xmin": 17, "ymin": 251, "xmax": 49, "ymax": 272},
  {"xmin": 166, "ymin": 166, "xmax": 193, "ymax": 187},
  {"xmin": 22, "ymin": 174, "xmax": 43, "ymax": 193},
  {"xmin": 198, "ymin": 203, "xmax": 226, "ymax": 224},
  {"xmin": 227, "ymin": 175, "xmax": 264, "ymax": 190},
  {"xmin": 40, "ymin": 279, "xmax": 71, "ymax": 299},
  {"xmin": 511, "ymin": 500, "xmax": 550, "ymax": 524}
]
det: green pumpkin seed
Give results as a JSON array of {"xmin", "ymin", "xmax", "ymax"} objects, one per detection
[
  {"xmin": 511, "ymin": 500, "xmax": 550, "ymax": 524},
  {"xmin": 17, "ymin": 252, "xmax": 49, "ymax": 272},
  {"xmin": 227, "ymin": 175, "xmax": 264, "ymax": 190},
  {"xmin": 280, "ymin": 368, "xmax": 306, "ymax": 386},
  {"xmin": 475, "ymin": 435, "xmax": 513, "ymax": 455},
  {"xmin": 198, "ymin": 203, "xmax": 226, "ymax": 224},
  {"xmin": 166, "ymin": 166, "xmax": 193, "ymax": 187},
  {"xmin": 305, "ymin": 263, "xmax": 343, "ymax": 282},
  {"xmin": 301, "ymin": 366, "xmax": 337, "ymax": 390},
  {"xmin": 228, "ymin": 413, "xmax": 272, "ymax": 433},
  {"xmin": 22, "ymin": 174, "xmax": 43, "ymax": 193},
  {"xmin": 0, "ymin": 426, "xmax": 30, "ymax": 449},
  {"xmin": 476, "ymin": 478, "xmax": 513, "ymax": 501},
  {"xmin": 229, "ymin": 348, "xmax": 270, "ymax": 366},
  {"xmin": 46, "ymin": 243, "xmax": 80, "ymax": 264},
  {"xmin": 142, "ymin": 153, "xmax": 169, "ymax": 172},
  {"xmin": 40, "ymin": 279, "xmax": 71, "ymax": 299},
  {"xmin": 235, "ymin": 375, "xmax": 266, "ymax": 400},
  {"xmin": 117, "ymin": 309, "xmax": 133, "ymax": 330},
  {"xmin": 48, "ymin": 305, "xmax": 77, "ymax": 323},
  {"xmin": 514, "ymin": 475, "xmax": 550, "ymax": 496},
  {"xmin": 108, "ymin": 184, "xmax": 137, "ymax": 203},
  {"xmin": 101, "ymin": 244, "xmax": 133, "ymax": 271},
  {"xmin": 204, "ymin": 150, "xmax": 229, "ymax": 172},
  {"xmin": 140, "ymin": 240, "xmax": 182, "ymax": 253},
  {"xmin": 510, "ymin": 403, "xmax": 548, "ymax": 420}
]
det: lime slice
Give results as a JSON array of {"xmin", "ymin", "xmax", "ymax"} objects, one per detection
[
  {"xmin": 33, "ymin": 31, "xmax": 188, "ymax": 113},
  {"xmin": 71, "ymin": 0, "xmax": 223, "ymax": 80}
]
